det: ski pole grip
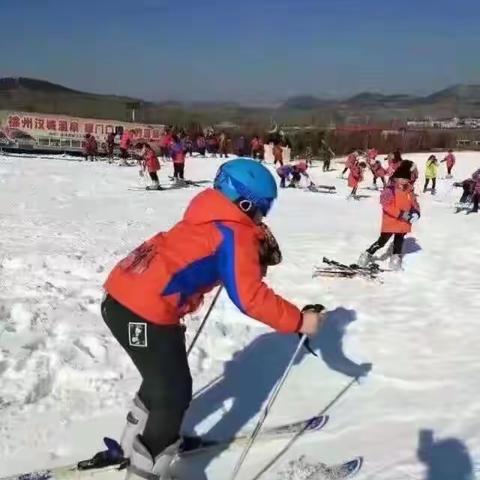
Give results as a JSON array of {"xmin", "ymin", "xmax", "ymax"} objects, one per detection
[{"xmin": 301, "ymin": 304, "xmax": 325, "ymax": 313}]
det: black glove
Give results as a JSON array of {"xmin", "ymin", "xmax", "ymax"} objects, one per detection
[
  {"xmin": 301, "ymin": 304, "xmax": 325, "ymax": 313},
  {"xmin": 299, "ymin": 304, "xmax": 325, "ymax": 357}
]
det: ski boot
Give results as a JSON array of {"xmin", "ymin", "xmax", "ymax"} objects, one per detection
[
  {"xmin": 389, "ymin": 254, "xmax": 403, "ymax": 271},
  {"xmin": 127, "ymin": 436, "xmax": 179, "ymax": 480},
  {"xmin": 357, "ymin": 251, "xmax": 373, "ymax": 268},
  {"xmin": 121, "ymin": 394, "xmax": 150, "ymax": 458},
  {"xmin": 146, "ymin": 182, "xmax": 163, "ymax": 191}
]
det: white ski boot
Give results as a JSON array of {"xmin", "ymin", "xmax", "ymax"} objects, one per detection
[
  {"xmin": 357, "ymin": 251, "xmax": 373, "ymax": 267},
  {"xmin": 120, "ymin": 395, "xmax": 149, "ymax": 458},
  {"xmin": 127, "ymin": 436, "xmax": 179, "ymax": 480},
  {"xmin": 389, "ymin": 254, "xmax": 403, "ymax": 271}
]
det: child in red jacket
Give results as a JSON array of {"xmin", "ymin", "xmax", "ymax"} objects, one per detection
[
  {"xmin": 358, "ymin": 167, "xmax": 420, "ymax": 270},
  {"xmin": 140, "ymin": 143, "xmax": 162, "ymax": 190},
  {"xmin": 348, "ymin": 161, "xmax": 367, "ymax": 198},
  {"xmin": 100, "ymin": 159, "xmax": 326, "ymax": 479}
]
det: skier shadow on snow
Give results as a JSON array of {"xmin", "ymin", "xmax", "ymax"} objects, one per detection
[
  {"xmin": 179, "ymin": 307, "xmax": 371, "ymax": 479},
  {"xmin": 417, "ymin": 429, "xmax": 473, "ymax": 480}
]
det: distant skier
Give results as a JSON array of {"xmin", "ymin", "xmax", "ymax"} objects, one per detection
[
  {"xmin": 319, "ymin": 139, "xmax": 335, "ymax": 172},
  {"xmin": 457, "ymin": 167, "xmax": 480, "ymax": 213},
  {"xmin": 441, "ymin": 149, "xmax": 456, "ymax": 178},
  {"xmin": 348, "ymin": 161, "xmax": 367, "ymax": 198},
  {"xmin": 251, "ymin": 135, "xmax": 263, "ymax": 160},
  {"xmin": 358, "ymin": 165, "xmax": 421, "ymax": 270},
  {"xmin": 386, "ymin": 150, "xmax": 403, "ymax": 180},
  {"xmin": 276, "ymin": 161, "xmax": 309, "ymax": 188},
  {"xmin": 235, "ymin": 135, "xmax": 247, "ymax": 157},
  {"xmin": 106, "ymin": 131, "xmax": 116, "ymax": 163},
  {"xmin": 83, "ymin": 133, "xmax": 97, "ymax": 162},
  {"xmin": 367, "ymin": 148, "xmax": 378, "ymax": 162},
  {"xmin": 273, "ymin": 142, "xmax": 284, "ymax": 166},
  {"xmin": 140, "ymin": 143, "xmax": 162, "ymax": 190},
  {"xmin": 424, "ymin": 155, "xmax": 438, "ymax": 194},
  {"xmin": 159, "ymin": 132, "xmax": 173, "ymax": 160},
  {"xmin": 369, "ymin": 158, "xmax": 387, "ymax": 189},
  {"xmin": 170, "ymin": 136, "xmax": 186, "ymax": 182},
  {"xmin": 206, "ymin": 134, "xmax": 218, "ymax": 157},
  {"xmin": 219, "ymin": 132, "xmax": 229, "ymax": 158},
  {"xmin": 101, "ymin": 158, "xmax": 326, "ymax": 480},
  {"xmin": 341, "ymin": 150, "xmax": 358, "ymax": 178},
  {"xmin": 120, "ymin": 130, "xmax": 134, "ymax": 165},
  {"xmin": 196, "ymin": 135, "xmax": 206, "ymax": 157}
]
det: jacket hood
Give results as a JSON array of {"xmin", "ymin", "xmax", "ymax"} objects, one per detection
[{"xmin": 183, "ymin": 188, "xmax": 256, "ymax": 227}]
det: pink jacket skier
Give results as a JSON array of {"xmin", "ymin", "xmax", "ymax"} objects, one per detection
[
  {"xmin": 342, "ymin": 151, "xmax": 358, "ymax": 177},
  {"xmin": 441, "ymin": 150, "xmax": 456, "ymax": 177},
  {"xmin": 367, "ymin": 148, "xmax": 378, "ymax": 161},
  {"xmin": 369, "ymin": 159, "xmax": 387, "ymax": 188}
]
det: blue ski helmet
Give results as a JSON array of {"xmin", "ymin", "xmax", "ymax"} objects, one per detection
[{"xmin": 214, "ymin": 158, "xmax": 278, "ymax": 216}]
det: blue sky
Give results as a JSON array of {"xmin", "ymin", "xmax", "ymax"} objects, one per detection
[{"xmin": 1, "ymin": 0, "xmax": 479, "ymax": 103}]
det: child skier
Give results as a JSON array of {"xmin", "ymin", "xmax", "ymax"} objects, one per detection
[
  {"xmin": 341, "ymin": 150, "xmax": 358, "ymax": 177},
  {"xmin": 120, "ymin": 130, "xmax": 134, "ymax": 165},
  {"xmin": 369, "ymin": 158, "xmax": 387, "ymax": 189},
  {"xmin": 358, "ymin": 166, "xmax": 421, "ymax": 270},
  {"xmin": 457, "ymin": 168, "xmax": 480, "ymax": 213},
  {"xmin": 170, "ymin": 136, "xmax": 186, "ymax": 182},
  {"xmin": 386, "ymin": 150, "xmax": 402, "ymax": 180},
  {"xmin": 348, "ymin": 161, "xmax": 367, "ymax": 198},
  {"xmin": 83, "ymin": 133, "xmax": 97, "ymax": 162},
  {"xmin": 424, "ymin": 155, "xmax": 438, "ymax": 194},
  {"xmin": 273, "ymin": 142, "xmax": 284, "ymax": 166},
  {"xmin": 101, "ymin": 158, "xmax": 326, "ymax": 480},
  {"xmin": 441, "ymin": 149, "xmax": 456, "ymax": 178},
  {"xmin": 140, "ymin": 143, "xmax": 162, "ymax": 190},
  {"xmin": 276, "ymin": 161, "xmax": 309, "ymax": 188}
]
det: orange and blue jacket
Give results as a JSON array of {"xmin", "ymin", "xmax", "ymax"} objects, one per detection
[{"xmin": 104, "ymin": 189, "xmax": 302, "ymax": 333}]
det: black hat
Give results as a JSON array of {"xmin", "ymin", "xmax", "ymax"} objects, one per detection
[{"xmin": 392, "ymin": 160, "xmax": 415, "ymax": 180}]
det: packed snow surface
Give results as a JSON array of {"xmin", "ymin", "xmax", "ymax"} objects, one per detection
[{"xmin": 1, "ymin": 152, "xmax": 480, "ymax": 479}]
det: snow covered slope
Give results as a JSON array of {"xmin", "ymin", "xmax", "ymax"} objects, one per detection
[{"xmin": 1, "ymin": 152, "xmax": 480, "ymax": 479}]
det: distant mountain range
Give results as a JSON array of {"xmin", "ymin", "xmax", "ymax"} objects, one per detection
[{"xmin": 1, "ymin": 77, "xmax": 480, "ymax": 127}]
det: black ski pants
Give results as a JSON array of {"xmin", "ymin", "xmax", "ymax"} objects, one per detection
[
  {"xmin": 173, "ymin": 163, "xmax": 185, "ymax": 179},
  {"xmin": 367, "ymin": 232, "xmax": 406, "ymax": 256},
  {"xmin": 101, "ymin": 295, "xmax": 192, "ymax": 457},
  {"xmin": 424, "ymin": 178, "xmax": 436, "ymax": 191}
]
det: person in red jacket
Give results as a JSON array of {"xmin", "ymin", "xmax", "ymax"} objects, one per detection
[
  {"xmin": 101, "ymin": 159, "xmax": 326, "ymax": 479},
  {"xmin": 83, "ymin": 133, "xmax": 97, "ymax": 161},
  {"xmin": 348, "ymin": 161, "xmax": 367, "ymax": 198},
  {"xmin": 120, "ymin": 130, "xmax": 134, "ymax": 165},
  {"xmin": 358, "ymin": 165, "xmax": 421, "ymax": 270},
  {"xmin": 441, "ymin": 149, "xmax": 456, "ymax": 178},
  {"xmin": 140, "ymin": 143, "xmax": 162, "ymax": 190}
]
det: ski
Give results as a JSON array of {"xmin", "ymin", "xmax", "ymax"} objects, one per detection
[
  {"xmin": 178, "ymin": 414, "xmax": 329, "ymax": 457},
  {"xmin": 315, "ymin": 257, "xmax": 388, "ymax": 279},
  {"xmin": 2, "ymin": 416, "xmax": 329, "ymax": 480},
  {"xmin": 305, "ymin": 457, "xmax": 363, "ymax": 480},
  {"xmin": 306, "ymin": 184, "xmax": 336, "ymax": 193}
]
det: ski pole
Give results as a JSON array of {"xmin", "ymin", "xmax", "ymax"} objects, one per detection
[
  {"xmin": 229, "ymin": 334, "xmax": 308, "ymax": 480},
  {"xmin": 250, "ymin": 376, "xmax": 359, "ymax": 480},
  {"xmin": 187, "ymin": 286, "xmax": 223, "ymax": 357}
]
